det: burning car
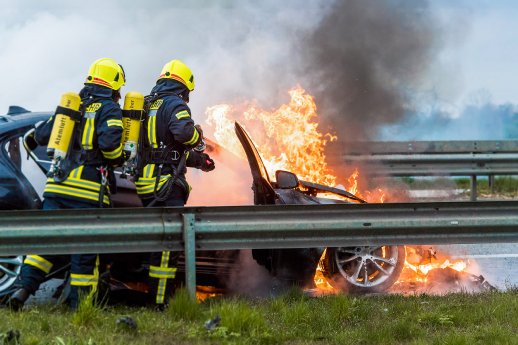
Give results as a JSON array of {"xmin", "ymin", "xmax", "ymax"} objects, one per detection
[
  {"xmin": 233, "ymin": 121, "xmax": 406, "ymax": 293},
  {"xmin": 0, "ymin": 105, "xmax": 406, "ymax": 303}
]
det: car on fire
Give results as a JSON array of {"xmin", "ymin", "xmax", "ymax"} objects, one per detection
[{"xmin": 0, "ymin": 106, "xmax": 405, "ymax": 303}]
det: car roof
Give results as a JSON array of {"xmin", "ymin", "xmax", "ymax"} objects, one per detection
[{"xmin": 0, "ymin": 110, "xmax": 52, "ymax": 136}]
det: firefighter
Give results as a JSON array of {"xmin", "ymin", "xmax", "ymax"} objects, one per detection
[
  {"xmin": 7, "ymin": 58, "xmax": 126, "ymax": 311},
  {"xmin": 135, "ymin": 59, "xmax": 215, "ymax": 308}
]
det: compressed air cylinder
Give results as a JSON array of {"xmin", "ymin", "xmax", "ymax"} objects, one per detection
[
  {"xmin": 47, "ymin": 92, "xmax": 81, "ymax": 160},
  {"xmin": 122, "ymin": 91, "xmax": 144, "ymax": 159}
]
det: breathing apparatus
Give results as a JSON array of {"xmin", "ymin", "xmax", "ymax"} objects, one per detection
[
  {"xmin": 46, "ymin": 92, "xmax": 82, "ymax": 181},
  {"xmin": 121, "ymin": 91, "xmax": 145, "ymax": 177}
]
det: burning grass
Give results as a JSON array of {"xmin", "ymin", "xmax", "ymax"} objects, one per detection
[{"xmin": 1, "ymin": 288, "xmax": 517, "ymax": 344}]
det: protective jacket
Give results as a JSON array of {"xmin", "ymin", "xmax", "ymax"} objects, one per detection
[
  {"xmin": 35, "ymin": 84, "xmax": 124, "ymax": 206},
  {"xmin": 135, "ymin": 79, "xmax": 202, "ymax": 200}
]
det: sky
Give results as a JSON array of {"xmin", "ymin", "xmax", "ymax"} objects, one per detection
[
  {"xmin": 424, "ymin": 0, "xmax": 518, "ymax": 111},
  {"xmin": 1, "ymin": 0, "xmax": 518, "ymax": 140}
]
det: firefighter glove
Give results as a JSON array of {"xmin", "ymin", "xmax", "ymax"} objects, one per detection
[{"xmin": 199, "ymin": 153, "xmax": 215, "ymax": 172}]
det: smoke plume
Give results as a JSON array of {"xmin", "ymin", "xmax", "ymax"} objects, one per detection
[{"xmin": 301, "ymin": 0, "xmax": 441, "ymax": 141}]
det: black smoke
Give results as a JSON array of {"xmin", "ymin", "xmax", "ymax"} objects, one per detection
[{"xmin": 301, "ymin": 0, "xmax": 440, "ymax": 141}]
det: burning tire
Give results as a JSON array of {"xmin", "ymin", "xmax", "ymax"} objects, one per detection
[
  {"xmin": 0, "ymin": 256, "xmax": 23, "ymax": 296},
  {"xmin": 322, "ymin": 246, "xmax": 405, "ymax": 293}
]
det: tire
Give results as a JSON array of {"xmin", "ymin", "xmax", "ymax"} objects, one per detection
[
  {"xmin": 0, "ymin": 256, "xmax": 23, "ymax": 296},
  {"xmin": 322, "ymin": 246, "xmax": 405, "ymax": 294}
]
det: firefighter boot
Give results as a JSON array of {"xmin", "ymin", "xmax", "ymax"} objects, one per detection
[{"xmin": 6, "ymin": 288, "xmax": 30, "ymax": 311}]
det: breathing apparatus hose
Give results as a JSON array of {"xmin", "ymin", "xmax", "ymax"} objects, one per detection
[
  {"xmin": 148, "ymin": 151, "xmax": 188, "ymax": 207},
  {"xmin": 98, "ymin": 165, "xmax": 112, "ymax": 208}
]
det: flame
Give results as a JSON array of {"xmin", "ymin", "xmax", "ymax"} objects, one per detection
[
  {"xmin": 347, "ymin": 169, "xmax": 359, "ymax": 195},
  {"xmin": 397, "ymin": 246, "xmax": 471, "ymax": 286},
  {"xmin": 404, "ymin": 260, "xmax": 468, "ymax": 279},
  {"xmin": 205, "ymin": 86, "xmax": 382, "ymax": 201},
  {"xmin": 313, "ymin": 249, "xmax": 338, "ymax": 294},
  {"xmin": 196, "ymin": 286, "xmax": 222, "ymax": 302}
]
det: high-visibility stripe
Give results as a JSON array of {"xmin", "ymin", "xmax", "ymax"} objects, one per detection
[
  {"xmin": 24, "ymin": 255, "xmax": 53, "ymax": 274},
  {"xmin": 135, "ymin": 183, "xmax": 166, "ymax": 195},
  {"xmin": 45, "ymin": 184, "xmax": 98, "ymax": 199},
  {"xmin": 46, "ymin": 177, "xmax": 101, "ymax": 192},
  {"xmin": 144, "ymin": 164, "xmax": 155, "ymax": 179},
  {"xmin": 70, "ymin": 165, "xmax": 84, "ymax": 179},
  {"xmin": 183, "ymin": 128, "xmax": 199, "ymax": 146},
  {"xmin": 149, "ymin": 266, "xmax": 177, "ymax": 278},
  {"xmin": 136, "ymin": 164, "xmax": 160, "ymax": 195},
  {"xmin": 175, "ymin": 110, "xmax": 190, "ymax": 120},
  {"xmin": 44, "ymin": 184, "xmax": 110, "ymax": 205},
  {"xmin": 66, "ymin": 176, "xmax": 101, "ymax": 190},
  {"xmin": 150, "ymin": 251, "xmax": 177, "ymax": 304},
  {"xmin": 107, "ymin": 119, "xmax": 123, "ymax": 127},
  {"xmin": 157, "ymin": 251, "xmax": 169, "ymax": 304},
  {"xmin": 135, "ymin": 175, "xmax": 169, "ymax": 185},
  {"xmin": 135, "ymin": 177, "xmax": 160, "ymax": 183},
  {"xmin": 70, "ymin": 274, "xmax": 97, "ymax": 286},
  {"xmin": 147, "ymin": 110, "xmax": 158, "ymax": 149},
  {"xmin": 151, "ymin": 115, "xmax": 157, "ymax": 148},
  {"xmin": 102, "ymin": 143, "xmax": 122, "ymax": 159},
  {"xmin": 87, "ymin": 117, "xmax": 95, "ymax": 148},
  {"xmin": 135, "ymin": 175, "xmax": 170, "ymax": 195},
  {"xmin": 147, "ymin": 115, "xmax": 152, "ymax": 147},
  {"xmin": 157, "ymin": 279, "xmax": 166, "ymax": 304},
  {"xmin": 82, "ymin": 114, "xmax": 96, "ymax": 150},
  {"xmin": 70, "ymin": 256, "xmax": 99, "ymax": 294}
]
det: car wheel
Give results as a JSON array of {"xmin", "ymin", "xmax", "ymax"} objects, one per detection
[
  {"xmin": 322, "ymin": 246, "xmax": 405, "ymax": 293},
  {"xmin": 0, "ymin": 256, "xmax": 23, "ymax": 295}
]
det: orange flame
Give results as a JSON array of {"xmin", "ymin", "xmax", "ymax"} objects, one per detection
[
  {"xmin": 397, "ymin": 246, "xmax": 471, "ymax": 286},
  {"xmin": 207, "ymin": 87, "xmax": 336, "ymax": 185},
  {"xmin": 205, "ymin": 86, "xmax": 382, "ymax": 200},
  {"xmin": 405, "ymin": 260, "xmax": 468, "ymax": 279}
]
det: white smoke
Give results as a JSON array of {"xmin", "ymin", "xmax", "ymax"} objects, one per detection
[{"xmin": 0, "ymin": 0, "xmax": 332, "ymax": 121}]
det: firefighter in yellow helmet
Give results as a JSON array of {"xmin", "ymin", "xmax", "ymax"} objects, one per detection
[
  {"xmin": 135, "ymin": 59, "xmax": 215, "ymax": 308},
  {"xmin": 7, "ymin": 58, "xmax": 126, "ymax": 310}
]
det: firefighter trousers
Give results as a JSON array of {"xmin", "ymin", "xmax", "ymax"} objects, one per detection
[
  {"xmin": 141, "ymin": 188, "xmax": 185, "ymax": 306},
  {"xmin": 17, "ymin": 197, "xmax": 100, "ymax": 309}
]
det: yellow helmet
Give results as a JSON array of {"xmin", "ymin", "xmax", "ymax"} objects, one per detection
[
  {"xmin": 85, "ymin": 58, "xmax": 126, "ymax": 91},
  {"xmin": 158, "ymin": 59, "xmax": 194, "ymax": 91}
]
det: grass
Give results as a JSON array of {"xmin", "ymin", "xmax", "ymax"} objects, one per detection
[
  {"xmin": 1, "ymin": 289, "xmax": 518, "ymax": 345},
  {"xmin": 455, "ymin": 176, "xmax": 518, "ymax": 196}
]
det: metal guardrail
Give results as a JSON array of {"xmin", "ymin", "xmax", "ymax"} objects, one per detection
[
  {"xmin": 327, "ymin": 140, "xmax": 518, "ymax": 201},
  {"xmin": 2, "ymin": 201, "xmax": 518, "ymax": 297},
  {"xmin": 336, "ymin": 140, "xmax": 518, "ymax": 154}
]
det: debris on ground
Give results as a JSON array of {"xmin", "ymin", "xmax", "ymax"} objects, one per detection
[
  {"xmin": 392, "ymin": 269, "xmax": 497, "ymax": 295},
  {"xmin": 204, "ymin": 315, "xmax": 221, "ymax": 331},
  {"xmin": 0, "ymin": 329, "xmax": 21, "ymax": 345},
  {"xmin": 116, "ymin": 316, "xmax": 138, "ymax": 332}
]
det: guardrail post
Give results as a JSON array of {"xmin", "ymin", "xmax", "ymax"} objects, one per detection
[
  {"xmin": 471, "ymin": 175, "xmax": 477, "ymax": 201},
  {"xmin": 489, "ymin": 174, "xmax": 495, "ymax": 194},
  {"xmin": 182, "ymin": 213, "xmax": 196, "ymax": 300}
]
